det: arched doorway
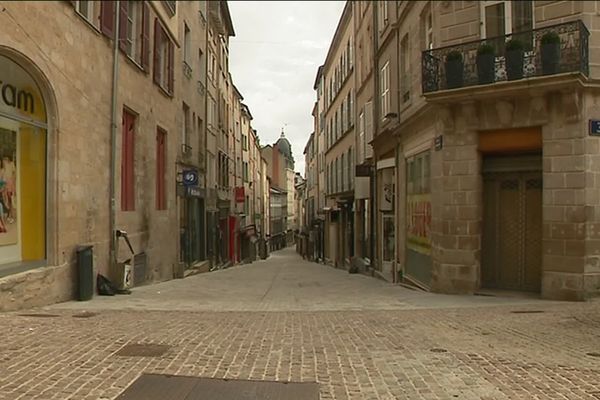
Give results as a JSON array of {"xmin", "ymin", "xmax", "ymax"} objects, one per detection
[{"xmin": 0, "ymin": 52, "xmax": 50, "ymax": 273}]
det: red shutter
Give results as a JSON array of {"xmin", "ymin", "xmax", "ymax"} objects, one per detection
[
  {"xmin": 153, "ymin": 18, "xmax": 160, "ymax": 84},
  {"xmin": 156, "ymin": 128, "xmax": 166, "ymax": 210},
  {"xmin": 118, "ymin": 1, "xmax": 128, "ymax": 51},
  {"xmin": 141, "ymin": 2, "xmax": 150, "ymax": 70},
  {"xmin": 121, "ymin": 110, "xmax": 136, "ymax": 211},
  {"xmin": 167, "ymin": 38, "xmax": 174, "ymax": 94},
  {"xmin": 100, "ymin": 1, "xmax": 115, "ymax": 39}
]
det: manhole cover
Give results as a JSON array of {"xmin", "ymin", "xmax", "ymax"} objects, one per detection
[
  {"xmin": 511, "ymin": 310, "xmax": 544, "ymax": 314},
  {"xmin": 115, "ymin": 344, "xmax": 171, "ymax": 357},
  {"xmin": 115, "ymin": 374, "xmax": 319, "ymax": 400},
  {"xmin": 587, "ymin": 352, "xmax": 600, "ymax": 358},
  {"xmin": 18, "ymin": 313, "xmax": 59, "ymax": 318},
  {"xmin": 72, "ymin": 312, "xmax": 98, "ymax": 318},
  {"xmin": 430, "ymin": 348, "xmax": 448, "ymax": 353}
]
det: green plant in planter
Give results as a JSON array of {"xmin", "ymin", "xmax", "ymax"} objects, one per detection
[
  {"xmin": 477, "ymin": 43, "xmax": 496, "ymax": 84},
  {"xmin": 541, "ymin": 31, "xmax": 560, "ymax": 45},
  {"xmin": 505, "ymin": 39, "xmax": 524, "ymax": 52},
  {"xmin": 445, "ymin": 50, "xmax": 464, "ymax": 89},
  {"xmin": 541, "ymin": 31, "xmax": 561, "ymax": 75},
  {"xmin": 505, "ymin": 39, "xmax": 524, "ymax": 80},
  {"xmin": 477, "ymin": 43, "xmax": 495, "ymax": 56}
]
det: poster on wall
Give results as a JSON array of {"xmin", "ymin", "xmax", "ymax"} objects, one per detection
[
  {"xmin": 379, "ymin": 168, "xmax": 394, "ymax": 211},
  {"xmin": 406, "ymin": 193, "xmax": 431, "ymax": 255},
  {"xmin": 0, "ymin": 128, "xmax": 17, "ymax": 246}
]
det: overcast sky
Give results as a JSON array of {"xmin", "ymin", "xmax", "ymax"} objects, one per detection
[{"xmin": 228, "ymin": 1, "xmax": 345, "ymax": 176}]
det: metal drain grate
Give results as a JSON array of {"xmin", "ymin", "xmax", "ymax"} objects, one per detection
[
  {"xmin": 18, "ymin": 313, "xmax": 59, "ymax": 318},
  {"xmin": 430, "ymin": 348, "xmax": 448, "ymax": 353},
  {"xmin": 511, "ymin": 310, "xmax": 544, "ymax": 314},
  {"xmin": 115, "ymin": 343, "xmax": 171, "ymax": 357},
  {"xmin": 72, "ymin": 312, "xmax": 99, "ymax": 318},
  {"xmin": 115, "ymin": 374, "xmax": 319, "ymax": 400}
]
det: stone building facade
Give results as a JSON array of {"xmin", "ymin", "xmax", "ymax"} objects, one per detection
[
  {"xmin": 307, "ymin": 0, "xmax": 600, "ymax": 300},
  {"xmin": 322, "ymin": 2, "xmax": 356, "ymax": 269},
  {"xmin": 0, "ymin": 0, "xmax": 271, "ymax": 311}
]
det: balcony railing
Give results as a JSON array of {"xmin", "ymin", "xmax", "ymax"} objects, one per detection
[{"xmin": 422, "ymin": 20, "xmax": 589, "ymax": 94}]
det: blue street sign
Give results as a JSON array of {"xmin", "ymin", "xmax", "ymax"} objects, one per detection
[
  {"xmin": 182, "ymin": 170, "xmax": 199, "ymax": 186},
  {"xmin": 590, "ymin": 120, "xmax": 600, "ymax": 136}
]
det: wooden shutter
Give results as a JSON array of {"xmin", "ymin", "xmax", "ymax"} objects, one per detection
[
  {"xmin": 121, "ymin": 110, "xmax": 135, "ymax": 211},
  {"xmin": 167, "ymin": 38, "xmax": 174, "ymax": 94},
  {"xmin": 153, "ymin": 18, "xmax": 160, "ymax": 84},
  {"xmin": 118, "ymin": 1, "xmax": 128, "ymax": 51},
  {"xmin": 364, "ymin": 101, "xmax": 373, "ymax": 159},
  {"xmin": 141, "ymin": 2, "xmax": 150, "ymax": 70},
  {"xmin": 100, "ymin": 1, "xmax": 115, "ymax": 39},
  {"xmin": 156, "ymin": 128, "xmax": 166, "ymax": 210}
]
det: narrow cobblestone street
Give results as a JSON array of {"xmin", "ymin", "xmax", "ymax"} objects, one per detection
[{"xmin": 1, "ymin": 249, "xmax": 600, "ymax": 400}]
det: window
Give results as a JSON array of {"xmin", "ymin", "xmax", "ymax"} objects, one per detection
[
  {"xmin": 183, "ymin": 23, "xmax": 192, "ymax": 66},
  {"xmin": 76, "ymin": 1, "xmax": 100, "ymax": 27},
  {"xmin": 182, "ymin": 103, "xmax": 190, "ymax": 149},
  {"xmin": 380, "ymin": 61, "xmax": 390, "ymax": 119},
  {"xmin": 364, "ymin": 101, "xmax": 373, "ymax": 158},
  {"xmin": 341, "ymin": 153, "xmax": 345, "ymax": 191},
  {"xmin": 341, "ymin": 99, "xmax": 346, "ymax": 133},
  {"xmin": 121, "ymin": 109, "xmax": 136, "ymax": 211},
  {"xmin": 347, "ymin": 92, "xmax": 353, "ymax": 127},
  {"xmin": 207, "ymin": 95, "xmax": 216, "ymax": 129},
  {"xmin": 400, "ymin": 35, "xmax": 410, "ymax": 103},
  {"xmin": 482, "ymin": 1, "xmax": 533, "ymax": 50},
  {"xmin": 156, "ymin": 127, "xmax": 167, "ymax": 210},
  {"xmin": 378, "ymin": 1, "xmax": 388, "ymax": 31},
  {"xmin": 243, "ymin": 161, "xmax": 249, "ymax": 182},
  {"xmin": 242, "ymin": 135, "xmax": 248, "ymax": 151},
  {"xmin": 162, "ymin": 0, "xmax": 176, "ymax": 16},
  {"xmin": 424, "ymin": 8, "xmax": 433, "ymax": 50},
  {"xmin": 115, "ymin": 2, "xmax": 150, "ymax": 68},
  {"xmin": 357, "ymin": 111, "xmax": 365, "ymax": 164},
  {"xmin": 347, "ymin": 147, "xmax": 353, "ymax": 190},
  {"xmin": 153, "ymin": 19, "xmax": 174, "ymax": 94}
]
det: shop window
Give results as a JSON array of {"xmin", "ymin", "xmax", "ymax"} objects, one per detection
[
  {"xmin": 156, "ymin": 127, "xmax": 167, "ymax": 210},
  {"xmin": 121, "ymin": 109, "xmax": 136, "ymax": 211},
  {"xmin": 0, "ymin": 54, "xmax": 48, "ymax": 267},
  {"xmin": 153, "ymin": 18, "xmax": 174, "ymax": 94}
]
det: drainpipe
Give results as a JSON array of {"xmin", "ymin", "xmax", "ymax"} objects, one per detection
[{"xmin": 109, "ymin": 1, "xmax": 121, "ymax": 275}]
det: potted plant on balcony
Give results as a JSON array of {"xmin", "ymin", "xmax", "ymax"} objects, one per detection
[
  {"xmin": 477, "ymin": 43, "xmax": 496, "ymax": 84},
  {"xmin": 541, "ymin": 31, "xmax": 561, "ymax": 75},
  {"xmin": 505, "ymin": 39, "xmax": 524, "ymax": 80},
  {"xmin": 445, "ymin": 50, "xmax": 464, "ymax": 89}
]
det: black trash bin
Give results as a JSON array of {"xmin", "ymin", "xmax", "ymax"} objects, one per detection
[{"xmin": 77, "ymin": 245, "xmax": 94, "ymax": 301}]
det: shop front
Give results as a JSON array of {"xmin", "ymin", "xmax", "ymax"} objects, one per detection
[
  {"xmin": 178, "ymin": 171, "xmax": 206, "ymax": 268},
  {"xmin": 0, "ymin": 53, "xmax": 47, "ymax": 276},
  {"xmin": 377, "ymin": 158, "xmax": 395, "ymax": 281}
]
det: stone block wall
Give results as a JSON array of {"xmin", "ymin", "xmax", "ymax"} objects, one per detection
[
  {"xmin": 0, "ymin": 1, "xmax": 181, "ymax": 310},
  {"xmin": 430, "ymin": 105, "xmax": 481, "ymax": 294}
]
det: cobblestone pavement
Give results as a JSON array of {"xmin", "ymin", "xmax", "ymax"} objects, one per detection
[{"xmin": 1, "ymin": 249, "xmax": 599, "ymax": 400}]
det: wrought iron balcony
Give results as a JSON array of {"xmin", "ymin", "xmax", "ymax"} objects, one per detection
[{"xmin": 422, "ymin": 20, "xmax": 589, "ymax": 94}]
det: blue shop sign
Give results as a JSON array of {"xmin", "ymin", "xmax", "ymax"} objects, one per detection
[
  {"xmin": 590, "ymin": 120, "xmax": 600, "ymax": 136},
  {"xmin": 186, "ymin": 186, "xmax": 203, "ymax": 198},
  {"xmin": 183, "ymin": 169, "xmax": 199, "ymax": 186}
]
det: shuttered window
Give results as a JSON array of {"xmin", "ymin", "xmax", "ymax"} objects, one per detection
[
  {"xmin": 153, "ymin": 18, "xmax": 174, "ymax": 94},
  {"xmin": 156, "ymin": 127, "xmax": 167, "ymax": 210},
  {"xmin": 121, "ymin": 109, "xmax": 136, "ymax": 211},
  {"xmin": 100, "ymin": 1, "xmax": 115, "ymax": 38}
]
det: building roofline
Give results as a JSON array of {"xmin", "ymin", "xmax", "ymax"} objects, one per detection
[
  {"xmin": 313, "ymin": 65, "xmax": 324, "ymax": 89},
  {"xmin": 221, "ymin": 1, "xmax": 236, "ymax": 37},
  {"xmin": 322, "ymin": 1, "xmax": 352, "ymax": 73}
]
